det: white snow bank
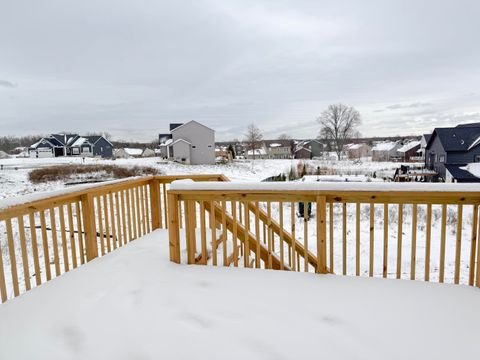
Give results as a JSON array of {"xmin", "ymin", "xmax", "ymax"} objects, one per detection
[
  {"xmin": 0, "ymin": 230, "xmax": 479, "ymax": 359},
  {"xmin": 170, "ymin": 180, "xmax": 480, "ymax": 192}
]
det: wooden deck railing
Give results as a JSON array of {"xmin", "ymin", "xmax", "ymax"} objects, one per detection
[
  {"xmin": 168, "ymin": 181, "xmax": 480, "ymax": 287},
  {"xmin": 0, "ymin": 174, "xmax": 226, "ymax": 303}
]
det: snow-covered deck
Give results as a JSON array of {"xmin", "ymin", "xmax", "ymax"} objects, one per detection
[{"xmin": 1, "ymin": 230, "xmax": 479, "ymax": 359}]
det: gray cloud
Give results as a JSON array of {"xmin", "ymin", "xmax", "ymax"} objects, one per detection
[
  {"xmin": 385, "ymin": 102, "xmax": 432, "ymax": 110},
  {"xmin": 0, "ymin": 80, "xmax": 15, "ymax": 88}
]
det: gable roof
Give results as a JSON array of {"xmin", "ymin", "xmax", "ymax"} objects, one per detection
[
  {"xmin": 445, "ymin": 164, "xmax": 480, "ymax": 182},
  {"xmin": 171, "ymin": 138, "xmax": 192, "ymax": 146},
  {"xmin": 428, "ymin": 125, "xmax": 480, "ymax": 151},
  {"xmin": 397, "ymin": 141, "xmax": 421, "ymax": 153},
  {"xmin": 170, "ymin": 120, "xmax": 214, "ymax": 133},
  {"xmin": 85, "ymin": 135, "xmax": 113, "ymax": 147}
]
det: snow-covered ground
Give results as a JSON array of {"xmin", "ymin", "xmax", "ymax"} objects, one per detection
[{"xmin": 1, "ymin": 230, "xmax": 479, "ymax": 360}]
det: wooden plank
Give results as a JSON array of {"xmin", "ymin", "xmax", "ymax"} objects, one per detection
[
  {"xmin": 476, "ymin": 204, "xmax": 480, "ymax": 287},
  {"xmin": 67, "ymin": 203, "xmax": 78, "ymax": 268},
  {"xmin": 120, "ymin": 190, "xmax": 128, "ymax": 244},
  {"xmin": 279, "ymin": 202, "xmax": 284, "ymax": 270},
  {"xmin": 136, "ymin": 186, "xmax": 143, "ymax": 236},
  {"xmin": 95, "ymin": 197, "xmax": 105, "ymax": 255},
  {"xmin": 129, "ymin": 189, "xmax": 138, "ymax": 240},
  {"xmin": 410, "ymin": 204, "xmax": 417, "ymax": 280},
  {"xmin": 115, "ymin": 192, "xmax": 124, "ymax": 247},
  {"xmin": 162, "ymin": 183, "xmax": 168, "ymax": 228},
  {"xmin": 140, "ymin": 185, "xmax": 147, "ymax": 234},
  {"xmin": 200, "ymin": 202, "xmax": 207, "ymax": 265},
  {"xmin": 126, "ymin": 189, "xmax": 133, "ymax": 241},
  {"xmin": 329, "ymin": 201, "xmax": 334, "ymax": 273},
  {"xmin": 49, "ymin": 207, "xmax": 61, "ymax": 276},
  {"xmin": 108, "ymin": 193, "xmax": 117, "ymax": 251},
  {"xmin": 178, "ymin": 200, "xmax": 183, "ymax": 229},
  {"xmin": 40, "ymin": 210, "xmax": 51, "ymax": 280},
  {"xmin": 210, "ymin": 200, "xmax": 217, "ymax": 266},
  {"xmin": 223, "ymin": 201, "xmax": 229, "ymax": 267},
  {"xmin": 81, "ymin": 194, "xmax": 98, "ymax": 262},
  {"xmin": 424, "ymin": 203, "xmax": 432, "ymax": 282},
  {"xmin": 255, "ymin": 201, "xmax": 261, "ymax": 269},
  {"xmin": 291, "ymin": 202, "xmax": 296, "ymax": 271},
  {"xmin": 185, "ymin": 201, "xmax": 196, "ymax": 264},
  {"xmin": 383, "ymin": 204, "xmax": 388, "ymax": 278},
  {"xmin": 369, "ymin": 203, "xmax": 374, "ymax": 277},
  {"xmin": 316, "ymin": 196, "xmax": 327, "ymax": 274},
  {"xmin": 454, "ymin": 204, "xmax": 463, "ymax": 284},
  {"xmin": 244, "ymin": 200, "xmax": 250, "ymax": 268},
  {"xmin": 6, "ymin": 219, "xmax": 20, "ymax": 296},
  {"xmin": 303, "ymin": 202, "xmax": 308, "ymax": 272},
  {"xmin": 18, "ymin": 216, "xmax": 31, "ymax": 291},
  {"xmin": 28, "ymin": 212, "xmax": 42, "ymax": 286},
  {"xmin": 468, "ymin": 205, "xmax": 478, "ymax": 286},
  {"xmin": 103, "ymin": 195, "xmax": 111, "ymax": 253},
  {"xmin": 355, "ymin": 203, "xmax": 360, "ymax": 276},
  {"xmin": 267, "ymin": 202, "xmax": 273, "ymax": 269},
  {"xmin": 143, "ymin": 185, "xmax": 151, "ymax": 232},
  {"xmin": 75, "ymin": 201, "xmax": 85, "ymax": 264},
  {"xmin": 439, "ymin": 204, "xmax": 447, "ymax": 283},
  {"xmin": 167, "ymin": 193, "xmax": 181, "ymax": 263},
  {"xmin": 59, "ymin": 205, "xmax": 69, "ymax": 272},
  {"xmin": 342, "ymin": 203, "xmax": 347, "ymax": 275},
  {"xmin": 396, "ymin": 204, "xmax": 403, "ymax": 279},
  {"xmin": 232, "ymin": 201, "xmax": 238, "ymax": 267},
  {"xmin": 0, "ymin": 231, "xmax": 7, "ymax": 302}
]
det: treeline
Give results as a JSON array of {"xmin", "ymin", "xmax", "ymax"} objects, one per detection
[{"xmin": 0, "ymin": 135, "xmax": 43, "ymax": 153}]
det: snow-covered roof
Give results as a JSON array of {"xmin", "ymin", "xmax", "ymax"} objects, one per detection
[
  {"xmin": 171, "ymin": 139, "xmax": 192, "ymax": 146},
  {"xmin": 123, "ymin": 148, "xmax": 143, "ymax": 156},
  {"xmin": 71, "ymin": 137, "xmax": 90, "ymax": 147},
  {"xmin": 346, "ymin": 143, "xmax": 365, "ymax": 150},
  {"xmin": 468, "ymin": 136, "xmax": 480, "ymax": 151},
  {"xmin": 170, "ymin": 120, "xmax": 214, "ymax": 133},
  {"xmin": 269, "ymin": 143, "xmax": 282, "ymax": 148},
  {"xmin": 372, "ymin": 141, "xmax": 397, "ymax": 152},
  {"xmin": 460, "ymin": 163, "xmax": 480, "ymax": 179},
  {"xmin": 247, "ymin": 148, "xmax": 266, "ymax": 155},
  {"xmin": 160, "ymin": 138, "xmax": 173, "ymax": 147},
  {"xmin": 397, "ymin": 141, "xmax": 421, "ymax": 153}
]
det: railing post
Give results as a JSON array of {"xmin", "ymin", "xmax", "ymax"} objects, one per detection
[
  {"xmin": 316, "ymin": 196, "xmax": 327, "ymax": 274},
  {"xmin": 168, "ymin": 193, "xmax": 181, "ymax": 263},
  {"xmin": 81, "ymin": 193, "xmax": 98, "ymax": 261},
  {"xmin": 149, "ymin": 178, "xmax": 162, "ymax": 230}
]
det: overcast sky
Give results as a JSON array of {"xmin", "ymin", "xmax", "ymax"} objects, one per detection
[{"xmin": 1, "ymin": 0, "xmax": 480, "ymax": 141}]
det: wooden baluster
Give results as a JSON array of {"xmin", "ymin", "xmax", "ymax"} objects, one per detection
[
  {"xmin": 232, "ymin": 201, "xmax": 238, "ymax": 267},
  {"xmin": 126, "ymin": 190, "xmax": 133, "ymax": 241},
  {"xmin": 255, "ymin": 202, "xmax": 260, "ymax": 269},
  {"xmin": 162, "ymin": 183, "xmax": 168, "ymax": 228},
  {"xmin": 0, "ymin": 231, "xmax": 7, "ymax": 302},
  {"xmin": 439, "ymin": 204, "xmax": 447, "ymax": 283},
  {"xmin": 81, "ymin": 194, "xmax": 98, "ymax": 262},
  {"xmin": 468, "ymin": 205, "xmax": 478, "ymax": 286},
  {"xmin": 291, "ymin": 202, "xmax": 296, "ymax": 272},
  {"xmin": 425, "ymin": 204, "xmax": 432, "ymax": 281},
  {"xmin": 178, "ymin": 200, "xmax": 183, "ymax": 229},
  {"xmin": 329, "ymin": 201, "xmax": 334, "ymax": 273},
  {"xmin": 59, "ymin": 205, "xmax": 69, "ymax": 272},
  {"xmin": 141, "ymin": 185, "xmax": 148, "ymax": 234},
  {"xmin": 279, "ymin": 202, "xmax": 284, "ymax": 270},
  {"xmin": 223, "ymin": 201, "xmax": 228, "ymax": 267},
  {"xmin": 383, "ymin": 204, "xmax": 389, "ymax": 278},
  {"xmin": 396, "ymin": 204, "xmax": 403, "ymax": 279},
  {"xmin": 28, "ymin": 212, "xmax": 42, "ymax": 286},
  {"xmin": 6, "ymin": 219, "xmax": 19, "ymax": 296},
  {"xmin": 369, "ymin": 203, "xmax": 374, "ymax": 277},
  {"xmin": 144, "ymin": 185, "xmax": 151, "ymax": 232},
  {"xmin": 109, "ymin": 193, "xmax": 117, "ymax": 251},
  {"xmin": 244, "ymin": 200, "xmax": 250, "ymax": 268},
  {"xmin": 167, "ymin": 193, "xmax": 180, "ymax": 263},
  {"xmin": 103, "ymin": 195, "xmax": 111, "ymax": 253},
  {"xmin": 356, "ymin": 203, "xmax": 360, "ymax": 276},
  {"xmin": 342, "ymin": 203, "xmax": 347, "ymax": 275},
  {"xmin": 116, "ymin": 192, "xmax": 125, "ymax": 247},
  {"xmin": 40, "ymin": 210, "xmax": 51, "ymax": 280},
  {"xmin": 185, "ymin": 200, "xmax": 196, "ymax": 264},
  {"xmin": 200, "ymin": 201, "xmax": 207, "ymax": 265},
  {"xmin": 130, "ymin": 189, "xmax": 138, "ymax": 240},
  {"xmin": 267, "ymin": 202, "xmax": 272, "ymax": 269},
  {"xmin": 18, "ymin": 216, "xmax": 31, "ymax": 291},
  {"xmin": 316, "ymin": 196, "xmax": 327, "ymax": 274},
  {"xmin": 454, "ymin": 204, "xmax": 463, "ymax": 284},
  {"xmin": 303, "ymin": 202, "xmax": 308, "ymax": 272},
  {"xmin": 135, "ymin": 187, "xmax": 143, "ymax": 237},
  {"xmin": 476, "ymin": 204, "xmax": 480, "ymax": 287},
  {"xmin": 49, "ymin": 208, "xmax": 61, "ymax": 276},
  {"xmin": 410, "ymin": 204, "xmax": 417, "ymax": 280},
  {"xmin": 66, "ymin": 203, "xmax": 78, "ymax": 268},
  {"xmin": 96, "ymin": 197, "xmax": 105, "ymax": 255},
  {"xmin": 75, "ymin": 201, "xmax": 86, "ymax": 264},
  {"xmin": 210, "ymin": 200, "xmax": 217, "ymax": 266}
]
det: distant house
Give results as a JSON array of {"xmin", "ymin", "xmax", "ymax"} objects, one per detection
[
  {"xmin": 115, "ymin": 148, "xmax": 143, "ymax": 159},
  {"xmin": 419, "ymin": 134, "xmax": 431, "ymax": 161},
  {"xmin": 371, "ymin": 141, "xmax": 400, "ymax": 161},
  {"xmin": 397, "ymin": 141, "xmax": 421, "ymax": 162},
  {"xmin": 159, "ymin": 121, "xmax": 215, "ymax": 165},
  {"xmin": 345, "ymin": 143, "xmax": 371, "ymax": 160},
  {"xmin": 425, "ymin": 123, "xmax": 480, "ymax": 182},
  {"xmin": 246, "ymin": 148, "xmax": 268, "ymax": 159},
  {"xmin": 294, "ymin": 140, "xmax": 324, "ymax": 159},
  {"xmin": 264, "ymin": 140, "xmax": 293, "ymax": 159},
  {"xmin": 0, "ymin": 150, "xmax": 9, "ymax": 159},
  {"xmin": 28, "ymin": 133, "xmax": 113, "ymax": 158}
]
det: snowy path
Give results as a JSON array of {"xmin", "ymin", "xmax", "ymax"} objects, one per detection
[{"xmin": 1, "ymin": 230, "xmax": 479, "ymax": 359}]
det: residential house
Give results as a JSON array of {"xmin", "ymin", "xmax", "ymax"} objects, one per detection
[
  {"xmin": 371, "ymin": 141, "xmax": 401, "ymax": 161},
  {"xmin": 419, "ymin": 134, "xmax": 431, "ymax": 161},
  {"xmin": 264, "ymin": 140, "xmax": 293, "ymax": 159},
  {"xmin": 294, "ymin": 139, "xmax": 325, "ymax": 159},
  {"xmin": 246, "ymin": 148, "xmax": 268, "ymax": 159},
  {"xmin": 159, "ymin": 121, "xmax": 215, "ymax": 164},
  {"xmin": 114, "ymin": 148, "xmax": 154, "ymax": 158},
  {"xmin": 29, "ymin": 133, "xmax": 113, "ymax": 158},
  {"xmin": 345, "ymin": 143, "xmax": 372, "ymax": 160},
  {"xmin": 425, "ymin": 123, "xmax": 480, "ymax": 182},
  {"xmin": 397, "ymin": 141, "xmax": 421, "ymax": 162}
]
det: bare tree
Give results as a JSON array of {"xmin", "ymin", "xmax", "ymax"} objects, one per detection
[
  {"xmin": 278, "ymin": 133, "xmax": 292, "ymax": 140},
  {"xmin": 244, "ymin": 123, "xmax": 263, "ymax": 161},
  {"xmin": 318, "ymin": 104, "xmax": 361, "ymax": 160}
]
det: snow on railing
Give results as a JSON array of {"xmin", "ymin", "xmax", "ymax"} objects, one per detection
[{"xmin": 168, "ymin": 180, "xmax": 480, "ymax": 288}]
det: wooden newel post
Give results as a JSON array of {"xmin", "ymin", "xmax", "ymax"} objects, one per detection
[
  {"xmin": 168, "ymin": 193, "xmax": 181, "ymax": 263},
  {"xmin": 81, "ymin": 193, "xmax": 98, "ymax": 262},
  {"xmin": 149, "ymin": 178, "xmax": 162, "ymax": 230},
  {"xmin": 316, "ymin": 196, "xmax": 327, "ymax": 274}
]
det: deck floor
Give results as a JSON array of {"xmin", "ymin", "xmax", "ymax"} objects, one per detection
[{"xmin": 1, "ymin": 230, "xmax": 479, "ymax": 359}]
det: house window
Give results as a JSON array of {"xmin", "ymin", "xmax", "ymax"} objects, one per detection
[
  {"xmin": 439, "ymin": 155, "xmax": 445, "ymax": 163},
  {"xmin": 208, "ymin": 145, "xmax": 212, "ymax": 148},
  {"xmin": 192, "ymin": 146, "xmax": 196, "ymax": 149},
  {"xmin": 82, "ymin": 146, "xmax": 89, "ymax": 153},
  {"xmin": 72, "ymin": 148, "xmax": 80, "ymax": 155},
  {"xmin": 475, "ymin": 155, "xmax": 480, "ymax": 163}
]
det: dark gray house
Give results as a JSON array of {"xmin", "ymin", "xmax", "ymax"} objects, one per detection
[
  {"xmin": 425, "ymin": 123, "xmax": 480, "ymax": 182},
  {"xmin": 29, "ymin": 133, "xmax": 113, "ymax": 158}
]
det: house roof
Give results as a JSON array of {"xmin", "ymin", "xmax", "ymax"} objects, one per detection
[
  {"xmin": 445, "ymin": 164, "xmax": 480, "ymax": 182},
  {"xmin": 422, "ymin": 134, "xmax": 431, "ymax": 143},
  {"xmin": 85, "ymin": 135, "xmax": 113, "ymax": 147},
  {"xmin": 397, "ymin": 141, "xmax": 421, "ymax": 153},
  {"xmin": 372, "ymin": 141, "xmax": 397, "ymax": 151},
  {"xmin": 170, "ymin": 120, "xmax": 214, "ymax": 133},
  {"xmin": 123, "ymin": 148, "xmax": 143, "ymax": 156},
  {"xmin": 428, "ymin": 126, "xmax": 480, "ymax": 151},
  {"xmin": 71, "ymin": 137, "xmax": 91, "ymax": 147},
  {"xmin": 30, "ymin": 137, "xmax": 62, "ymax": 149},
  {"xmin": 171, "ymin": 138, "xmax": 192, "ymax": 146}
]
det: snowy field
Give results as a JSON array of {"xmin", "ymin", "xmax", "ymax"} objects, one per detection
[{"xmin": 1, "ymin": 230, "xmax": 479, "ymax": 360}]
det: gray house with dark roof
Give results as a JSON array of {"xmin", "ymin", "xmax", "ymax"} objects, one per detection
[
  {"xmin": 425, "ymin": 124, "xmax": 480, "ymax": 182},
  {"xmin": 29, "ymin": 133, "xmax": 113, "ymax": 158}
]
